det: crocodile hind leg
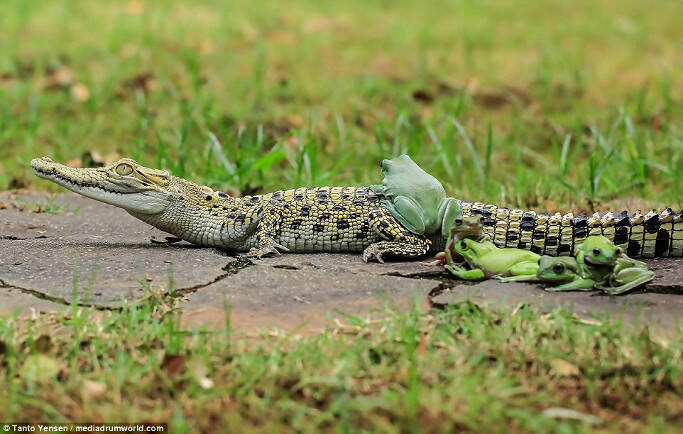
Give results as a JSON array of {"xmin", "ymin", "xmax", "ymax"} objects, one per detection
[
  {"xmin": 246, "ymin": 207, "xmax": 290, "ymax": 258},
  {"xmin": 362, "ymin": 208, "xmax": 431, "ymax": 263}
]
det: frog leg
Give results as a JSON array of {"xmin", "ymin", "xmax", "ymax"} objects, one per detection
[
  {"xmin": 497, "ymin": 274, "xmax": 540, "ymax": 282},
  {"xmin": 437, "ymin": 197, "xmax": 463, "ymax": 239},
  {"xmin": 381, "ymin": 197, "xmax": 426, "ymax": 235},
  {"xmin": 445, "ymin": 264, "xmax": 486, "ymax": 280},
  {"xmin": 545, "ymin": 279, "xmax": 596, "ymax": 291},
  {"xmin": 595, "ymin": 270, "xmax": 655, "ymax": 295},
  {"xmin": 496, "ymin": 261, "xmax": 540, "ymax": 282},
  {"xmin": 369, "ymin": 184, "xmax": 386, "ymax": 194}
]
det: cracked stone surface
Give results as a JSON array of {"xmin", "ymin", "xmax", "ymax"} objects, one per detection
[
  {"xmin": 0, "ymin": 286, "xmax": 70, "ymax": 316},
  {"xmin": 0, "ymin": 193, "xmax": 233, "ymax": 308},
  {"xmin": 0, "ymin": 193, "xmax": 441, "ymax": 325},
  {"xmin": 1, "ymin": 192, "xmax": 681, "ymax": 333},
  {"xmin": 179, "ymin": 253, "xmax": 438, "ymax": 331}
]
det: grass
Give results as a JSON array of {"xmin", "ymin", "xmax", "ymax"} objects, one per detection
[
  {"xmin": 1, "ymin": 0, "xmax": 682, "ymax": 431},
  {"xmin": 0, "ymin": 0, "xmax": 681, "ymax": 209},
  {"xmin": 1, "ymin": 302, "xmax": 681, "ymax": 432}
]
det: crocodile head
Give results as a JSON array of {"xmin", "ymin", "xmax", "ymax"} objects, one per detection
[{"xmin": 31, "ymin": 156, "xmax": 174, "ymax": 214}]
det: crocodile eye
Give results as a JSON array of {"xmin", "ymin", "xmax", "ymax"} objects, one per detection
[
  {"xmin": 553, "ymin": 263, "xmax": 565, "ymax": 274},
  {"xmin": 592, "ymin": 248, "xmax": 601, "ymax": 256},
  {"xmin": 115, "ymin": 163, "xmax": 133, "ymax": 176},
  {"xmin": 460, "ymin": 240, "xmax": 467, "ymax": 249}
]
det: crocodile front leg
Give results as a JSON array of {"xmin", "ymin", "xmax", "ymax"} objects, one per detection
[{"xmin": 362, "ymin": 208, "xmax": 431, "ymax": 263}]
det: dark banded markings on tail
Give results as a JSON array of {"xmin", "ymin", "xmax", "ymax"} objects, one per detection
[
  {"xmin": 481, "ymin": 217, "xmax": 496, "ymax": 226},
  {"xmin": 614, "ymin": 226, "xmax": 629, "ymax": 245},
  {"xmin": 557, "ymin": 244, "xmax": 571, "ymax": 254},
  {"xmin": 457, "ymin": 200, "xmax": 681, "ymax": 257},
  {"xmin": 655, "ymin": 229, "xmax": 670, "ymax": 257},
  {"xmin": 644, "ymin": 212, "xmax": 660, "ymax": 234},
  {"xmin": 627, "ymin": 240, "xmax": 641, "ymax": 257}
]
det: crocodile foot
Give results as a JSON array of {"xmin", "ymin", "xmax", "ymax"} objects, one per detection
[
  {"xmin": 362, "ymin": 240, "xmax": 430, "ymax": 263},
  {"xmin": 246, "ymin": 241, "xmax": 290, "ymax": 259},
  {"xmin": 362, "ymin": 245, "xmax": 388, "ymax": 263}
]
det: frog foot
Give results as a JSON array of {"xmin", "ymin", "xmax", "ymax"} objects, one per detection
[{"xmin": 445, "ymin": 264, "xmax": 486, "ymax": 280}]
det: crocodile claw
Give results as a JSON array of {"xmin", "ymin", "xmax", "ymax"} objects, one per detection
[
  {"xmin": 362, "ymin": 246, "xmax": 386, "ymax": 263},
  {"xmin": 247, "ymin": 242, "xmax": 290, "ymax": 259}
]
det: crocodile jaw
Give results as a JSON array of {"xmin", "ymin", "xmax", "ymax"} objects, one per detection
[{"xmin": 31, "ymin": 157, "xmax": 172, "ymax": 214}]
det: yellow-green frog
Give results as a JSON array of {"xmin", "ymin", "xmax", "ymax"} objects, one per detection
[{"xmin": 445, "ymin": 238, "xmax": 541, "ymax": 281}]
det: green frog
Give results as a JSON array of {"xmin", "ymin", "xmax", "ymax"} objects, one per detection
[
  {"xmin": 536, "ymin": 236, "xmax": 655, "ymax": 294},
  {"xmin": 536, "ymin": 256, "xmax": 597, "ymax": 290},
  {"xmin": 370, "ymin": 154, "xmax": 461, "ymax": 239},
  {"xmin": 444, "ymin": 238, "xmax": 541, "ymax": 282}
]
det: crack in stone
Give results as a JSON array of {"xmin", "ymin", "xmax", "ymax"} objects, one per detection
[
  {"xmin": 3, "ymin": 245, "xmax": 679, "ymax": 313},
  {"xmin": 0, "ymin": 277, "xmax": 118, "ymax": 310},
  {"xmin": 1, "ymin": 235, "xmax": 26, "ymax": 240},
  {"xmin": 384, "ymin": 270, "xmax": 467, "ymax": 293},
  {"xmin": 169, "ymin": 256, "xmax": 254, "ymax": 297},
  {"xmin": 272, "ymin": 264, "xmax": 300, "ymax": 270},
  {"xmin": 0, "ymin": 235, "xmax": 47, "ymax": 240},
  {"xmin": 0, "ymin": 256, "xmax": 256, "ymax": 310}
]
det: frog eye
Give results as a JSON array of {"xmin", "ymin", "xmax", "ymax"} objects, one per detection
[
  {"xmin": 455, "ymin": 218, "xmax": 463, "ymax": 226},
  {"xmin": 553, "ymin": 263, "xmax": 565, "ymax": 274},
  {"xmin": 616, "ymin": 247, "xmax": 622, "ymax": 254},
  {"xmin": 592, "ymin": 248, "xmax": 601, "ymax": 256},
  {"xmin": 115, "ymin": 163, "xmax": 133, "ymax": 176},
  {"xmin": 460, "ymin": 240, "xmax": 468, "ymax": 249}
]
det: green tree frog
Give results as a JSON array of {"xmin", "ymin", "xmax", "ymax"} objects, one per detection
[
  {"xmin": 370, "ymin": 154, "xmax": 461, "ymax": 239},
  {"xmin": 444, "ymin": 238, "xmax": 541, "ymax": 281}
]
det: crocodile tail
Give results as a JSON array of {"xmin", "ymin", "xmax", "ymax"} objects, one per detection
[{"xmin": 458, "ymin": 201, "xmax": 683, "ymax": 258}]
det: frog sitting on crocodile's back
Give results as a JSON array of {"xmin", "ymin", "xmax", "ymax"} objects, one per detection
[{"xmin": 370, "ymin": 154, "xmax": 461, "ymax": 239}]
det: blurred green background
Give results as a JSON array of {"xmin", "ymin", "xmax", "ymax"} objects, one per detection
[{"xmin": 1, "ymin": 0, "xmax": 681, "ymax": 208}]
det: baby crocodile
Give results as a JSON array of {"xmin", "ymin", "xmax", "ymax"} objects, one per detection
[{"xmin": 31, "ymin": 157, "xmax": 683, "ymax": 260}]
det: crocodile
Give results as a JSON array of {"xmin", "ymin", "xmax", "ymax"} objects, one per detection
[{"xmin": 31, "ymin": 156, "xmax": 683, "ymax": 260}]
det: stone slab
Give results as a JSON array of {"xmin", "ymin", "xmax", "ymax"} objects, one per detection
[
  {"xmin": 0, "ymin": 286, "xmax": 69, "ymax": 316},
  {"xmin": 0, "ymin": 192, "xmax": 234, "ymax": 306},
  {"xmin": 432, "ymin": 281, "xmax": 682, "ymax": 334},
  {"xmin": 179, "ymin": 253, "xmax": 439, "ymax": 332},
  {"xmin": 1, "ymin": 192, "xmax": 681, "ymax": 334}
]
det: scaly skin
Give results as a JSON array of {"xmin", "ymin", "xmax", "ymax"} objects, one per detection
[
  {"xmin": 31, "ymin": 157, "xmax": 433, "ymax": 262},
  {"xmin": 31, "ymin": 156, "xmax": 683, "ymax": 260},
  {"xmin": 459, "ymin": 201, "xmax": 683, "ymax": 258}
]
